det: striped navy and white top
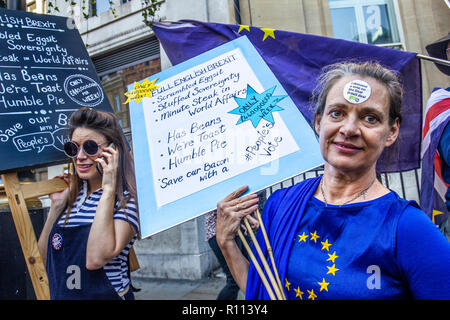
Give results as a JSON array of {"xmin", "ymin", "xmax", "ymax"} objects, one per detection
[{"xmin": 57, "ymin": 180, "xmax": 139, "ymax": 294}]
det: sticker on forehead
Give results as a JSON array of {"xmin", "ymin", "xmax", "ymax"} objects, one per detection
[{"xmin": 343, "ymin": 80, "xmax": 371, "ymax": 104}]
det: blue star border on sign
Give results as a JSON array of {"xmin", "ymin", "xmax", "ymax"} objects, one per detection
[{"xmin": 228, "ymin": 84, "xmax": 287, "ymax": 128}]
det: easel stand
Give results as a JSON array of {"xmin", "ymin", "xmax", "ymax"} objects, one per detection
[{"xmin": 2, "ymin": 172, "xmax": 67, "ymax": 300}]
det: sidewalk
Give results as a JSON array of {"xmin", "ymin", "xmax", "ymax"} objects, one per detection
[
  {"xmin": 131, "ymin": 270, "xmax": 245, "ymax": 300},
  {"xmin": 131, "ymin": 277, "xmax": 225, "ymax": 300}
]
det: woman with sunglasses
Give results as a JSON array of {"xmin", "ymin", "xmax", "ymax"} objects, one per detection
[{"xmin": 38, "ymin": 107, "xmax": 139, "ymax": 300}]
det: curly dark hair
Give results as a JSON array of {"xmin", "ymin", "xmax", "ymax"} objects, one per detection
[{"xmin": 64, "ymin": 107, "xmax": 137, "ymax": 225}]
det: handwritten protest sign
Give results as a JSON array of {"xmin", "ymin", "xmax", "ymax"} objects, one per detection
[
  {"xmin": 0, "ymin": 8, "xmax": 113, "ymax": 173},
  {"xmin": 129, "ymin": 36, "xmax": 323, "ymax": 238}
]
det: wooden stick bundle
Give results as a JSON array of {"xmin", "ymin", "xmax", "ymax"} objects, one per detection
[
  {"xmin": 255, "ymin": 209, "xmax": 286, "ymax": 300},
  {"xmin": 237, "ymin": 229, "xmax": 277, "ymax": 300},
  {"xmin": 239, "ymin": 209, "xmax": 286, "ymax": 300}
]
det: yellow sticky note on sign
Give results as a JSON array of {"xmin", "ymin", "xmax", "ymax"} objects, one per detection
[{"xmin": 125, "ymin": 78, "xmax": 159, "ymax": 104}]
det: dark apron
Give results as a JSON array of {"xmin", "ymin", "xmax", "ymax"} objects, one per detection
[{"xmin": 46, "ymin": 222, "xmax": 134, "ymax": 300}]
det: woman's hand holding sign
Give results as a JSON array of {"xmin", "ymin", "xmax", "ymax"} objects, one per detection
[{"xmin": 216, "ymin": 185, "xmax": 259, "ymax": 293}]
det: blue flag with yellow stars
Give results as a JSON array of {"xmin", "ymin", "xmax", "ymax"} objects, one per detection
[{"xmin": 152, "ymin": 20, "xmax": 421, "ymax": 173}]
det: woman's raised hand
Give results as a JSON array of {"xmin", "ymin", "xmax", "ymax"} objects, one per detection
[
  {"xmin": 48, "ymin": 173, "xmax": 70, "ymax": 217},
  {"xmin": 96, "ymin": 145, "xmax": 119, "ymax": 193},
  {"xmin": 216, "ymin": 185, "xmax": 260, "ymax": 248}
]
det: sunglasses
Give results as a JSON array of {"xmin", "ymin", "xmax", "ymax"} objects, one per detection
[{"xmin": 63, "ymin": 140, "xmax": 107, "ymax": 158}]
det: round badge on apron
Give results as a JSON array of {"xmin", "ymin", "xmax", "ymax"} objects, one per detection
[{"xmin": 52, "ymin": 233, "xmax": 63, "ymax": 250}]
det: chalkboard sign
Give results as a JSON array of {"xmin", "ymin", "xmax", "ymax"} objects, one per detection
[{"xmin": 0, "ymin": 8, "xmax": 114, "ymax": 173}]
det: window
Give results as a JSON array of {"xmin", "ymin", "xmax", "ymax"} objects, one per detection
[
  {"xmin": 92, "ymin": 0, "xmax": 111, "ymax": 16},
  {"xmin": 26, "ymin": 0, "xmax": 45, "ymax": 13},
  {"xmin": 329, "ymin": 0, "xmax": 404, "ymax": 49},
  {"xmin": 92, "ymin": 37, "xmax": 161, "ymax": 142},
  {"xmin": 114, "ymin": 94, "xmax": 121, "ymax": 112},
  {"xmin": 27, "ymin": 0, "xmax": 37, "ymax": 12}
]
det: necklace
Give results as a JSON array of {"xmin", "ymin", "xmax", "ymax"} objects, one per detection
[{"xmin": 320, "ymin": 177, "xmax": 376, "ymax": 207}]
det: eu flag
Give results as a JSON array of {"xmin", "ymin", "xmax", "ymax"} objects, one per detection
[{"xmin": 152, "ymin": 20, "xmax": 421, "ymax": 173}]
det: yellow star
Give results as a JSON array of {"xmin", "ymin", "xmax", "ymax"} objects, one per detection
[
  {"xmin": 298, "ymin": 232, "xmax": 309, "ymax": 243},
  {"xmin": 327, "ymin": 251, "xmax": 339, "ymax": 263},
  {"xmin": 124, "ymin": 78, "xmax": 159, "ymax": 104},
  {"xmin": 310, "ymin": 231, "xmax": 320, "ymax": 243},
  {"xmin": 307, "ymin": 288, "xmax": 317, "ymax": 300},
  {"xmin": 237, "ymin": 24, "xmax": 250, "ymax": 33},
  {"xmin": 261, "ymin": 27, "xmax": 275, "ymax": 41},
  {"xmin": 326, "ymin": 264, "xmax": 339, "ymax": 276},
  {"xmin": 321, "ymin": 239, "xmax": 332, "ymax": 251},
  {"xmin": 294, "ymin": 286, "xmax": 304, "ymax": 300},
  {"xmin": 285, "ymin": 278, "xmax": 291, "ymax": 291},
  {"xmin": 432, "ymin": 209, "xmax": 443, "ymax": 224},
  {"xmin": 317, "ymin": 278, "xmax": 330, "ymax": 292}
]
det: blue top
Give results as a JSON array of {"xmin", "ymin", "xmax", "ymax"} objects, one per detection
[
  {"xmin": 245, "ymin": 177, "xmax": 450, "ymax": 300},
  {"xmin": 286, "ymin": 193, "xmax": 450, "ymax": 299}
]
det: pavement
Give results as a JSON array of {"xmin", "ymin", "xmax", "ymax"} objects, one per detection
[{"xmin": 131, "ymin": 269, "xmax": 245, "ymax": 300}]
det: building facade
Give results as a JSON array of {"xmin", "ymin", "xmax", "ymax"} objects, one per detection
[
  {"xmin": 235, "ymin": 0, "xmax": 449, "ymax": 101},
  {"xmin": 31, "ymin": 0, "xmax": 449, "ymax": 280}
]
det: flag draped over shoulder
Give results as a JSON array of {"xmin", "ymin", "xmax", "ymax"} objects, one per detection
[
  {"xmin": 152, "ymin": 20, "xmax": 422, "ymax": 173},
  {"xmin": 420, "ymin": 88, "xmax": 450, "ymax": 225}
]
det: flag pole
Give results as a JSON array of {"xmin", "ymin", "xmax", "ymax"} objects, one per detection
[{"xmin": 416, "ymin": 54, "xmax": 450, "ymax": 66}]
